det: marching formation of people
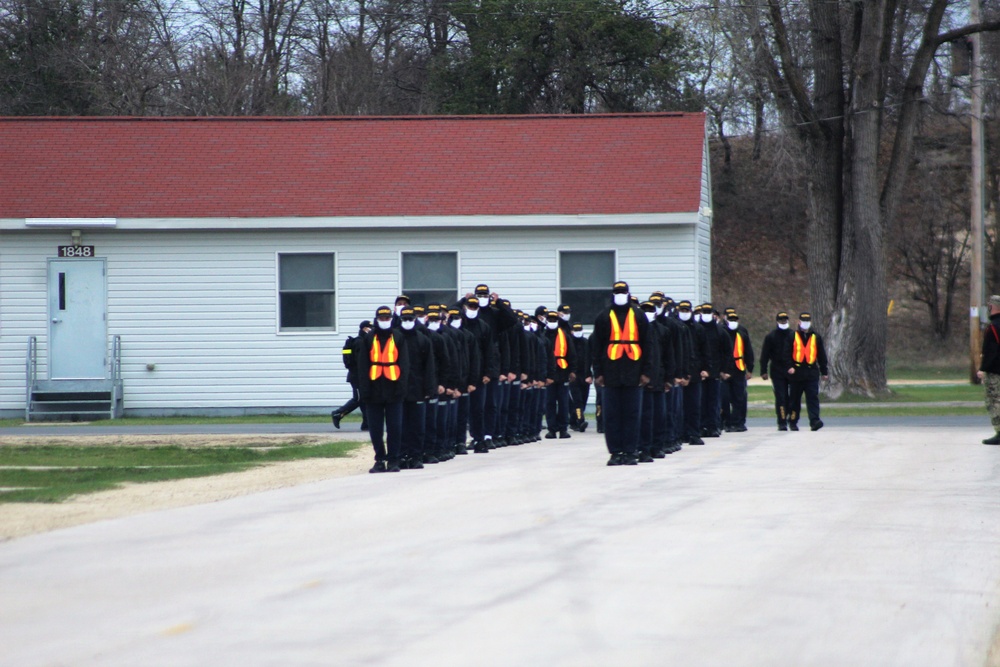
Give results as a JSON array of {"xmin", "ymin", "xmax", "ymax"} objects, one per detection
[{"xmin": 334, "ymin": 281, "xmax": 829, "ymax": 472}]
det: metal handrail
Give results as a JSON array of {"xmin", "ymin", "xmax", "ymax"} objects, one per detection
[
  {"xmin": 25, "ymin": 336, "xmax": 37, "ymax": 421},
  {"xmin": 110, "ymin": 335, "xmax": 122, "ymax": 419}
]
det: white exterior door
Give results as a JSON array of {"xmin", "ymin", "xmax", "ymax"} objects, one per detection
[{"xmin": 48, "ymin": 259, "xmax": 107, "ymax": 379}]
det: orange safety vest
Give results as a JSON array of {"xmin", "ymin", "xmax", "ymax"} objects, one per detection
[
  {"xmin": 733, "ymin": 332, "xmax": 746, "ymax": 372},
  {"xmin": 554, "ymin": 328, "xmax": 569, "ymax": 369},
  {"xmin": 607, "ymin": 309, "xmax": 642, "ymax": 361},
  {"xmin": 369, "ymin": 334, "xmax": 401, "ymax": 381},
  {"xmin": 792, "ymin": 332, "xmax": 818, "ymax": 365}
]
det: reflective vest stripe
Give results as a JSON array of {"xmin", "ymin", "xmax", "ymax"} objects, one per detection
[
  {"xmin": 369, "ymin": 335, "xmax": 401, "ymax": 381},
  {"xmin": 607, "ymin": 309, "xmax": 642, "ymax": 361},
  {"xmin": 792, "ymin": 332, "xmax": 818, "ymax": 365},
  {"xmin": 554, "ymin": 328, "xmax": 569, "ymax": 369},
  {"xmin": 733, "ymin": 332, "xmax": 745, "ymax": 372}
]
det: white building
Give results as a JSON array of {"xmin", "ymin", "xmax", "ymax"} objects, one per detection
[{"xmin": 0, "ymin": 113, "xmax": 712, "ymax": 418}]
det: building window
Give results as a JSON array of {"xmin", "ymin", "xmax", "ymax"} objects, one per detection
[
  {"xmin": 402, "ymin": 252, "xmax": 458, "ymax": 307},
  {"xmin": 560, "ymin": 250, "xmax": 615, "ymax": 324},
  {"xmin": 279, "ymin": 253, "xmax": 335, "ymax": 330}
]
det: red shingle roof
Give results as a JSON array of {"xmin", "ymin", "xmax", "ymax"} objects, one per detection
[{"xmin": 0, "ymin": 113, "xmax": 705, "ymax": 219}]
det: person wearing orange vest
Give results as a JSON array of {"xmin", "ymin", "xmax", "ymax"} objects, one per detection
[
  {"xmin": 543, "ymin": 309, "xmax": 577, "ymax": 438},
  {"xmin": 783, "ymin": 312, "xmax": 829, "ymax": 431},
  {"xmin": 358, "ymin": 305, "xmax": 411, "ymax": 472},
  {"xmin": 721, "ymin": 309, "xmax": 754, "ymax": 432},
  {"xmin": 591, "ymin": 281, "xmax": 653, "ymax": 465}
]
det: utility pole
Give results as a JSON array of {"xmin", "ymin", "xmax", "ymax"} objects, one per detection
[{"xmin": 970, "ymin": 0, "xmax": 986, "ymax": 383}]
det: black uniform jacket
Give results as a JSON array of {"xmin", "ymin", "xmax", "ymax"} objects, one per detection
[
  {"xmin": 357, "ymin": 329, "xmax": 410, "ymax": 404},
  {"xmin": 702, "ymin": 320, "xmax": 735, "ymax": 379},
  {"xmin": 400, "ymin": 327, "xmax": 437, "ymax": 402},
  {"xmin": 423, "ymin": 325, "xmax": 459, "ymax": 392},
  {"xmin": 571, "ymin": 335, "xmax": 592, "ymax": 382},
  {"xmin": 981, "ymin": 314, "xmax": 1000, "ymax": 374},
  {"xmin": 590, "ymin": 303, "xmax": 654, "ymax": 387},
  {"xmin": 677, "ymin": 317, "xmax": 708, "ymax": 382},
  {"xmin": 657, "ymin": 315, "xmax": 688, "ymax": 381},
  {"xmin": 782, "ymin": 329, "xmax": 829, "ymax": 380},
  {"xmin": 759, "ymin": 327, "xmax": 792, "ymax": 379}
]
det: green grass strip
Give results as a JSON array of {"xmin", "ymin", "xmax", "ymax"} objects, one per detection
[{"xmin": 0, "ymin": 441, "xmax": 366, "ymax": 504}]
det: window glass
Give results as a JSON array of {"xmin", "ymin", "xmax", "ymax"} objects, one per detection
[
  {"xmin": 279, "ymin": 253, "xmax": 335, "ymax": 330},
  {"xmin": 560, "ymin": 251, "xmax": 615, "ymax": 324},
  {"xmin": 402, "ymin": 252, "xmax": 457, "ymax": 307}
]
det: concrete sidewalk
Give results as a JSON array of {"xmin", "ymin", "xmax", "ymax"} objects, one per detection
[{"xmin": 1, "ymin": 424, "xmax": 999, "ymax": 666}]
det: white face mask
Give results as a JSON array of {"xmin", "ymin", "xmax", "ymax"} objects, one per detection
[
  {"xmin": 523, "ymin": 325, "xmax": 532, "ymax": 332},
  {"xmin": 418, "ymin": 317, "xmax": 428, "ymax": 326},
  {"xmin": 613, "ymin": 293, "xmax": 629, "ymax": 306},
  {"xmin": 778, "ymin": 322, "xmax": 790, "ymax": 330},
  {"xmin": 678, "ymin": 311, "xmax": 692, "ymax": 322},
  {"xmin": 727, "ymin": 320, "xmax": 738, "ymax": 330},
  {"xmin": 655, "ymin": 305, "xmax": 665, "ymax": 316},
  {"xmin": 428, "ymin": 321, "xmax": 441, "ymax": 331},
  {"xmin": 538, "ymin": 317, "xmax": 547, "ymax": 326},
  {"xmin": 559, "ymin": 313, "xmax": 570, "ymax": 322},
  {"xmin": 572, "ymin": 331, "xmax": 583, "ymax": 338},
  {"xmin": 477, "ymin": 297, "xmax": 489, "ymax": 308},
  {"xmin": 401, "ymin": 320, "xmax": 415, "ymax": 331},
  {"xmin": 800, "ymin": 321, "xmax": 811, "ymax": 331},
  {"xmin": 377, "ymin": 319, "xmax": 392, "ymax": 330},
  {"xmin": 645, "ymin": 312, "xmax": 656, "ymax": 322},
  {"xmin": 394, "ymin": 305, "xmax": 404, "ymax": 316},
  {"xmin": 545, "ymin": 320, "xmax": 559, "ymax": 330},
  {"xmin": 529, "ymin": 322, "xmax": 538, "ymax": 332},
  {"xmin": 465, "ymin": 308, "xmax": 479, "ymax": 319},
  {"xmin": 697, "ymin": 313, "xmax": 708, "ymax": 323},
  {"xmin": 450, "ymin": 319, "xmax": 462, "ymax": 329}
]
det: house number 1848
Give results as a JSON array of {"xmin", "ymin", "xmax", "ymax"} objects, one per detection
[{"xmin": 57, "ymin": 246, "xmax": 95, "ymax": 258}]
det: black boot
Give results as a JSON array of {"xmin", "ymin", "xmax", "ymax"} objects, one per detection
[
  {"xmin": 983, "ymin": 433, "xmax": 1000, "ymax": 445},
  {"xmin": 331, "ymin": 411, "xmax": 342, "ymax": 429},
  {"xmin": 369, "ymin": 460, "xmax": 387, "ymax": 474}
]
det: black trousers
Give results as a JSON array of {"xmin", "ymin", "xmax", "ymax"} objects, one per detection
[
  {"xmin": 402, "ymin": 401, "xmax": 426, "ymax": 461},
  {"xmin": 789, "ymin": 377, "xmax": 821, "ymax": 426},
  {"xmin": 771, "ymin": 375, "xmax": 791, "ymax": 425},
  {"xmin": 640, "ymin": 389, "xmax": 666, "ymax": 452},
  {"xmin": 683, "ymin": 381, "xmax": 702, "ymax": 439},
  {"xmin": 721, "ymin": 374, "xmax": 748, "ymax": 427},
  {"xmin": 569, "ymin": 380, "xmax": 591, "ymax": 426},
  {"xmin": 334, "ymin": 384, "xmax": 366, "ymax": 424},
  {"xmin": 601, "ymin": 385, "xmax": 642, "ymax": 454},
  {"xmin": 700, "ymin": 378, "xmax": 721, "ymax": 433},
  {"xmin": 456, "ymin": 393, "xmax": 470, "ymax": 444},
  {"xmin": 469, "ymin": 384, "xmax": 488, "ymax": 441},
  {"xmin": 367, "ymin": 400, "xmax": 403, "ymax": 462},
  {"xmin": 545, "ymin": 381, "xmax": 571, "ymax": 433}
]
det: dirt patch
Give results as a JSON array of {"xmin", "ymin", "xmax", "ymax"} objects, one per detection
[{"xmin": 0, "ymin": 433, "xmax": 372, "ymax": 541}]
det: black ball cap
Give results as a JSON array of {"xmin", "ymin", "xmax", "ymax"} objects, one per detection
[{"xmin": 612, "ymin": 281, "xmax": 629, "ymax": 294}]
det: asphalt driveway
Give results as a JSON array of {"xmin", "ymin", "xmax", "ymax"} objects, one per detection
[{"xmin": 1, "ymin": 420, "xmax": 999, "ymax": 667}]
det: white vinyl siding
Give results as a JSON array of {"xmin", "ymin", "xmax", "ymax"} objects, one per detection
[{"xmin": 0, "ymin": 215, "xmax": 709, "ymax": 416}]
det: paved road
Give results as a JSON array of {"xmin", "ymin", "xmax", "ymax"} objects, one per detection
[{"xmin": 1, "ymin": 421, "xmax": 999, "ymax": 666}]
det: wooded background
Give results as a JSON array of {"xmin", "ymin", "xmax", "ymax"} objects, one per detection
[{"xmin": 3, "ymin": 0, "xmax": 999, "ymax": 393}]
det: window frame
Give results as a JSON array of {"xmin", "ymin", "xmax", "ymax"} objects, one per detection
[
  {"xmin": 399, "ymin": 250, "xmax": 460, "ymax": 309},
  {"xmin": 275, "ymin": 251, "xmax": 338, "ymax": 335},
  {"xmin": 557, "ymin": 249, "xmax": 618, "ymax": 325}
]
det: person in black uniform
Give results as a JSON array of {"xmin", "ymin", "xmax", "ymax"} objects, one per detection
[
  {"xmin": 357, "ymin": 306, "xmax": 410, "ymax": 473},
  {"xmin": 569, "ymin": 322, "xmax": 592, "ymax": 432},
  {"xmin": 654, "ymin": 295, "xmax": 687, "ymax": 453},
  {"xmin": 676, "ymin": 300, "xmax": 708, "ymax": 445},
  {"xmin": 784, "ymin": 312, "xmax": 829, "ymax": 431},
  {"xmin": 698, "ymin": 302, "xmax": 733, "ymax": 439},
  {"xmin": 758, "ymin": 311, "xmax": 793, "ymax": 431},
  {"xmin": 397, "ymin": 306, "xmax": 438, "ymax": 470},
  {"xmin": 977, "ymin": 295, "xmax": 1000, "ymax": 444},
  {"xmin": 447, "ymin": 307, "xmax": 479, "ymax": 455},
  {"xmin": 638, "ymin": 300, "xmax": 674, "ymax": 461},
  {"xmin": 543, "ymin": 309, "xmax": 577, "ymax": 438},
  {"xmin": 591, "ymin": 281, "xmax": 653, "ymax": 466},
  {"xmin": 331, "ymin": 319, "xmax": 372, "ymax": 430},
  {"xmin": 721, "ymin": 309, "xmax": 754, "ymax": 432}
]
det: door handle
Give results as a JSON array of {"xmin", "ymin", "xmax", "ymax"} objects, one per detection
[{"xmin": 51, "ymin": 318, "xmax": 62, "ymax": 323}]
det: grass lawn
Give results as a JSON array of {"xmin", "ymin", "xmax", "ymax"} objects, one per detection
[
  {"xmin": 0, "ymin": 440, "xmax": 366, "ymax": 503},
  {"xmin": 746, "ymin": 383, "xmax": 982, "ymax": 404}
]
